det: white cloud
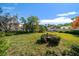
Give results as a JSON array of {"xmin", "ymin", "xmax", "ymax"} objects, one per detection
[
  {"xmin": 2, "ymin": 7, "xmax": 15, "ymax": 10},
  {"xmin": 2, "ymin": 7, "xmax": 15, "ymax": 13},
  {"xmin": 57, "ymin": 11, "xmax": 77, "ymax": 16},
  {"xmin": 39, "ymin": 17, "xmax": 73, "ymax": 25}
]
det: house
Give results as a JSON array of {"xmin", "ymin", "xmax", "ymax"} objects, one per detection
[
  {"xmin": 18, "ymin": 23, "xmax": 24, "ymax": 31},
  {"xmin": 60, "ymin": 26, "xmax": 72, "ymax": 30},
  {"xmin": 47, "ymin": 26, "xmax": 59, "ymax": 31}
]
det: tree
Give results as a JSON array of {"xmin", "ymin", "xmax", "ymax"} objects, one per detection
[
  {"xmin": 39, "ymin": 25, "xmax": 47, "ymax": 32},
  {"xmin": 27, "ymin": 16, "xmax": 39, "ymax": 32},
  {"xmin": 20, "ymin": 17, "xmax": 26, "ymax": 24},
  {"xmin": 72, "ymin": 16, "xmax": 79, "ymax": 29},
  {"xmin": 0, "ymin": 13, "xmax": 18, "ymax": 31},
  {"xmin": 20, "ymin": 17, "xmax": 27, "ymax": 31}
]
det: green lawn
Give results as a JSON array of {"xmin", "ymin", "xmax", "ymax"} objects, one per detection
[{"xmin": 1, "ymin": 32, "xmax": 79, "ymax": 56}]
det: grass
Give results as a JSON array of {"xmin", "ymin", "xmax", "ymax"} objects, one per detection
[{"xmin": 1, "ymin": 32, "xmax": 79, "ymax": 56}]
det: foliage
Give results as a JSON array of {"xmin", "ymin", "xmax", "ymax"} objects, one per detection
[
  {"xmin": 0, "ymin": 7, "xmax": 18, "ymax": 31},
  {"xmin": 5, "ymin": 32, "xmax": 16, "ymax": 36},
  {"xmin": 27, "ymin": 16, "xmax": 39, "ymax": 32},
  {"xmin": 0, "ymin": 14, "xmax": 18, "ymax": 31},
  {"xmin": 0, "ymin": 38, "xmax": 9, "ymax": 55},
  {"xmin": 62, "ymin": 44, "xmax": 79, "ymax": 56},
  {"xmin": 45, "ymin": 50, "xmax": 58, "ymax": 56},
  {"xmin": 63, "ymin": 23, "xmax": 71, "ymax": 26},
  {"xmin": 0, "ymin": 31, "xmax": 5, "ymax": 37},
  {"xmin": 20, "ymin": 17, "xmax": 27, "ymax": 24},
  {"xmin": 72, "ymin": 16, "xmax": 79, "ymax": 29},
  {"xmin": 69, "ymin": 44, "xmax": 79, "ymax": 56},
  {"xmin": 1, "ymin": 32, "xmax": 79, "ymax": 55},
  {"xmin": 36, "ymin": 33, "xmax": 61, "ymax": 47},
  {"xmin": 39, "ymin": 25, "xmax": 47, "ymax": 32},
  {"xmin": 0, "ymin": 31, "xmax": 28, "ymax": 37},
  {"xmin": 60, "ymin": 30, "xmax": 79, "ymax": 35}
]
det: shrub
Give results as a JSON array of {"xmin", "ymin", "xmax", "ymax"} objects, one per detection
[
  {"xmin": 70, "ymin": 30, "xmax": 79, "ymax": 35},
  {"xmin": 47, "ymin": 34, "xmax": 61, "ymax": 47},
  {"xmin": 0, "ymin": 32, "xmax": 5, "ymax": 37},
  {"xmin": 62, "ymin": 49, "xmax": 70, "ymax": 56},
  {"xmin": 58, "ymin": 31, "xmax": 63, "ymax": 33},
  {"xmin": 15, "ymin": 31, "xmax": 27, "ymax": 35},
  {"xmin": 62, "ymin": 30, "xmax": 79, "ymax": 35},
  {"xmin": 58, "ymin": 30, "xmax": 71, "ymax": 33},
  {"xmin": 36, "ymin": 33, "xmax": 61, "ymax": 47},
  {"xmin": 69, "ymin": 44, "xmax": 79, "ymax": 56},
  {"xmin": 5, "ymin": 31, "xmax": 27, "ymax": 36},
  {"xmin": 0, "ymin": 38, "xmax": 9, "ymax": 56},
  {"xmin": 62, "ymin": 44, "xmax": 79, "ymax": 56},
  {"xmin": 45, "ymin": 50, "xmax": 58, "ymax": 56},
  {"xmin": 5, "ymin": 32, "xmax": 16, "ymax": 36},
  {"xmin": 39, "ymin": 25, "xmax": 47, "ymax": 33}
]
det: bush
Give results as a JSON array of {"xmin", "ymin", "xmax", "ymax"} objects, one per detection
[
  {"xmin": 15, "ymin": 31, "xmax": 27, "ymax": 35},
  {"xmin": 0, "ymin": 32, "xmax": 5, "ymax": 37},
  {"xmin": 60, "ymin": 30, "xmax": 79, "ymax": 35},
  {"xmin": 45, "ymin": 50, "xmax": 58, "ymax": 56},
  {"xmin": 0, "ymin": 38, "xmax": 9, "ymax": 55},
  {"xmin": 47, "ymin": 34, "xmax": 61, "ymax": 47},
  {"xmin": 70, "ymin": 30, "xmax": 79, "ymax": 35},
  {"xmin": 62, "ymin": 49, "xmax": 70, "ymax": 56},
  {"xmin": 39, "ymin": 25, "xmax": 47, "ymax": 33},
  {"xmin": 5, "ymin": 32, "xmax": 16, "ymax": 36},
  {"xmin": 5, "ymin": 31, "xmax": 28, "ymax": 36},
  {"xmin": 36, "ymin": 33, "xmax": 61, "ymax": 47},
  {"xmin": 69, "ymin": 44, "xmax": 79, "ymax": 56},
  {"xmin": 58, "ymin": 31, "xmax": 63, "ymax": 33},
  {"xmin": 0, "ymin": 31, "xmax": 29, "ymax": 37},
  {"xmin": 62, "ymin": 44, "xmax": 79, "ymax": 56},
  {"xmin": 58, "ymin": 30, "xmax": 71, "ymax": 33}
]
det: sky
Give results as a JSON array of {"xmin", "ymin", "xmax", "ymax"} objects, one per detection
[{"xmin": 0, "ymin": 3, "xmax": 79, "ymax": 24}]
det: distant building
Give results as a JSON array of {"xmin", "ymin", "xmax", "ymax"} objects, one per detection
[
  {"xmin": 60, "ymin": 26, "xmax": 72, "ymax": 30},
  {"xmin": 47, "ymin": 26, "xmax": 59, "ymax": 31}
]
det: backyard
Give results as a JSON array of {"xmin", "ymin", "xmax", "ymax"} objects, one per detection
[
  {"xmin": 1, "ymin": 32, "xmax": 79, "ymax": 56},
  {"xmin": 0, "ymin": 3, "xmax": 79, "ymax": 56}
]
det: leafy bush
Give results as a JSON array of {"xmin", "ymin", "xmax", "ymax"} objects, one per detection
[
  {"xmin": 58, "ymin": 30, "xmax": 70, "ymax": 33},
  {"xmin": 0, "ymin": 31, "xmax": 27, "ymax": 37},
  {"xmin": 69, "ymin": 30, "xmax": 79, "ymax": 35},
  {"xmin": 36, "ymin": 33, "xmax": 61, "ymax": 47},
  {"xmin": 39, "ymin": 25, "xmax": 47, "ymax": 33},
  {"xmin": 45, "ymin": 50, "xmax": 58, "ymax": 56},
  {"xmin": 5, "ymin": 32, "xmax": 16, "ymax": 36},
  {"xmin": 69, "ymin": 44, "xmax": 79, "ymax": 56},
  {"xmin": 15, "ymin": 31, "xmax": 27, "ymax": 35},
  {"xmin": 62, "ymin": 44, "xmax": 79, "ymax": 56},
  {"xmin": 0, "ymin": 32, "xmax": 5, "ymax": 37},
  {"xmin": 47, "ymin": 34, "xmax": 61, "ymax": 47},
  {"xmin": 0, "ymin": 38, "xmax": 9, "ymax": 56},
  {"xmin": 62, "ymin": 49, "xmax": 70, "ymax": 56},
  {"xmin": 59, "ymin": 30, "xmax": 79, "ymax": 35},
  {"xmin": 45, "ymin": 44, "xmax": 79, "ymax": 56}
]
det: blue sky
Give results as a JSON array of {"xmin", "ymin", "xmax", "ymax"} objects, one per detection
[{"xmin": 0, "ymin": 3, "xmax": 79, "ymax": 24}]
